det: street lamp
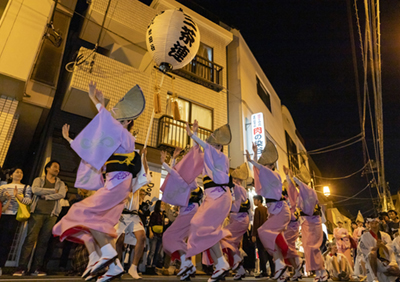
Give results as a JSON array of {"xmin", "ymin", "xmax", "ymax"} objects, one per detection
[{"xmin": 323, "ymin": 186, "xmax": 330, "ymax": 197}]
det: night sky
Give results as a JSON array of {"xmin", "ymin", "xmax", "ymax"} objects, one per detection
[{"xmin": 182, "ymin": 0, "xmax": 400, "ymax": 217}]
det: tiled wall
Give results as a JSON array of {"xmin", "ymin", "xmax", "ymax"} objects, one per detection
[{"xmin": 0, "ymin": 96, "xmax": 18, "ymax": 166}]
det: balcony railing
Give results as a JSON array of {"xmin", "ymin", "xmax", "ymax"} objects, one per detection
[
  {"xmin": 157, "ymin": 115, "xmax": 213, "ymax": 149},
  {"xmin": 172, "ymin": 55, "xmax": 224, "ymax": 92}
]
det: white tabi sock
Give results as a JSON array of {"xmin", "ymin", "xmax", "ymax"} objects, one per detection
[
  {"xmin": 89, "ymin": 251, "xmax": 100, "ymax": 265},
  {"xmin": 107, "ymin": 259, "xmax": 123, "ymax": 275},
  {"xmin": 233, "ymin": 254, "xmax": 242, "ymax": 264},
  {"xmin": 216, "ymin": 256, "xmax": 229, "ymax": 270},
  {"xmin": 100, "ymin": 243, "xmax": 117, "ymax": 258}
]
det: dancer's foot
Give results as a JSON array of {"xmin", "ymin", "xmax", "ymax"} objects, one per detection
[
  {"xmin": 95, "ymin": 259, "xmax": 124, "ymax": 282},
  {"xmin": 318, "ymin": 269, "xmax": 329, "ymax": 282},
  {"xmin": 128, "ymin": 264, "xmax": 142, "ymax": 279},
  {"xmin": 272, "ymin": 259, "xmax": 287, "ymax": 280},
  {"xmin": 83, "ymin": 252, "xmax": 101, "ymax": 278},
  {"xmin": 177, "ymin": 259, "xmax": 193, "ymax": 276},
  {"xmin": 233, "ymin": 265, "xmax": 246, "ymax": 280},
  {"xmin": 232, "ymin": 254, "xmax": 242, "ymax": 271},
  {"xmin": 91, "ymin": 244, "xmax": 118, "ymax": 275}
]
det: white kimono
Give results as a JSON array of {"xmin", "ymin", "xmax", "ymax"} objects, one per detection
[{"xmin": 359, "ymin": 230, "xmax": 399, "ymax": 282}]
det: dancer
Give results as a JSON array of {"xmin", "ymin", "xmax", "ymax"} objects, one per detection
[
  {"xmin": 219, "ymin": 163, "xmax": 250, "ymax": 280},
  {"xmin": 283, "ymin": 166, "xmax": 304, "ymax": 281},
  {"xmin": 334, "ymin": 219, "xmax": 354, "ymax": 269},
  {"xmin": 160, "ymin": 147, "xmax": 203, "ymax": 281},
  {"xmin": 293, "ymin": 176, "xmax": 328, "ymax": 281},
  {"xmin": 358, "ymin": 217, "xmax": 400, "ymax": 282},
  {"xmin": 185, "ymin": 120, "xmax": 233, "ymax": 282},
  {"xmin": 53, "ymin": 81, "xmax": 147, "ymax": 282},
  {"xmin": 245, "ymin": 141, "xmax": 291, "ymax": 281},
  {"xmin": 115, "ymin": 148, "xmax": 150, "ymax": 279}
]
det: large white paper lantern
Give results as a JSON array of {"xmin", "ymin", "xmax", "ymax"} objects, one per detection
[{"xmin": 146, "ymin": 9, "xmax": 200, "ymax": 72}]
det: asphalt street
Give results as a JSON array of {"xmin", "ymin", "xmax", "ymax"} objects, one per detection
[{"xmin": 0, "ymin": 275, "xmax": 333, "ymax": 282}]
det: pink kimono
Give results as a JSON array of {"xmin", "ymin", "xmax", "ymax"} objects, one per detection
[
  {"xmin": 186, "ymin": 134, "xmax": 232, "ymax": 258},
  {"xmin": 53, "ymin": 108, "xmax": 142, "ymax": 243},
  {"xmin": 220, "ymin": 184, "xmax": 249, "ymax": 264},
  {"xmin": 253, "ymin": 164, "xmax": 290, "ymax": 255},
  {"xmin": 284, "ymin": 176, "xmax": 300, "ymax": 259},
  {"xmin": 294, "ymin": 178, "xmax": 324, "ymax": 272},
  {"xmin": 334, "ymin": 227, "xmax": 353, "ymax": 268},
  {"xmin": 161, "ymin": 146, "xmax": 203, "ymax": 259}
]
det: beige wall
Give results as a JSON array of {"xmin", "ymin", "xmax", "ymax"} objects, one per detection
[
  {"xmin": 69, "ymin": 0, "xmax": 231, "ymax": 149},
  {"xmin": 0, "ymin": 0, "xmax": 52, "ymax": 81},
  {"xmin": 228, "ymin": 29, "xmax": 288, "ymax": 178}
]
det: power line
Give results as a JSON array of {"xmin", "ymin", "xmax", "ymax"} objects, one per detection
[{"xmin": 314, "ymin": 162, "xmax": 369, "ymax": 180}]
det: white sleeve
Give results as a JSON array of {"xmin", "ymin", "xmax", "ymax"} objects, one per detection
[
  {"xmin": 191, "ymin": 133, "xmax": 208, "ymax": 149},
  {"xmin": 248, "ymin": 159, "xmax": 262, "ymax": 169},
  {"xmin": 162, "ymin": 162, "xmax": 173, "ymax": 173},
  {"xmin": 95, "ymin": 103, "xmax": 102, "ymax": 111}
]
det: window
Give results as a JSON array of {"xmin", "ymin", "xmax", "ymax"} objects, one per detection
[
  {"xmin": 256, "ymin": 76, "xmax": 272, "ymax": 113},
  {"xmin": 167, "ymin": 95, "xmax": 213, "ymax": 130},
  {"xmin": 285, "ymin": 131, "xmax": 298, "ymax": 171},
  {"xmin": 0, "ymin": 0, "xmax": 9, "ymax": 21}
]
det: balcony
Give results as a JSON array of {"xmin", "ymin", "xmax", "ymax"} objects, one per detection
[
  {"xmin": 157, "ymin": 115, "xmax": 212, "ymax": 150},
  {"xmin": 172, "ymin": 55, "xmax": 224, "ymax": 92}
]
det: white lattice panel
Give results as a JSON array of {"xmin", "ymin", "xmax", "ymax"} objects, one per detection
[
  {"xmin": 0, "ymin": 96, "xmax": 18, "ymax": 166},
  {"xmin": 70, "ymin": 47, "xmax": 228, "ymax": 148}
]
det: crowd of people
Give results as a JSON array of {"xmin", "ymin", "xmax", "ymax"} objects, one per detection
[{"xmin": 1, "ymin": 81, "xmax": 400, "ymax": 282}]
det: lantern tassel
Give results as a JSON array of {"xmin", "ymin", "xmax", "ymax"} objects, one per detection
[{"xmin": 170, "ymin": 77, "xmax": 181, "ymax": 120}]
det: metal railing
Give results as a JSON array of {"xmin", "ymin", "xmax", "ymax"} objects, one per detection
[
  {"xmin": 157, "ymin": 115, "xmax": 212, "ymax": 149},
  {"xmin": 174, "ymin": 55, "xmax": 223, "ymax": 86}
]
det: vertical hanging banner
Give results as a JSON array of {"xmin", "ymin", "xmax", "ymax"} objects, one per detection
[{"xmin": 251, "ymin": 112, "xmax": 266, "ymax": 159}]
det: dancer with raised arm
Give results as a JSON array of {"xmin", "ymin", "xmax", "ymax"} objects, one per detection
[
  {"xmin": 53, "ymin": 81, "xmax": 147, "ymax": 282},
  {"xmin": 245, "ymin": 140, "xmax": 291, "ymax": 281},
  {"xmin": 160, "ymin": 147, "xmax": 204, "ymax": 281},
  {"xmin": 292, "ymin": 176, "xmax": 328, "ymax": 281},
  {"xmin": 282, "ymin": 165, "xmax": 304, "ymax": 281},
  {"xmin": 185, "ymin": 120, "xmax": 233, "ymax": 282},
  {"xmin": 219, "ymin": 163, "xmax": 250, "ymax": 280}
]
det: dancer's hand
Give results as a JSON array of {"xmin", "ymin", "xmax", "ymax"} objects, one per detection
[
  {"xmin": 252, "ymin": 142, "xmax": 258, "ymax": 154},
  {"xmin": 141, "ymin": 147, "xmax": 147, "ymax": 156},
  {"xmin": 95, "ymin": 89, "xmax": 105, "ymax": 107},
  {"xmin": 192, "ymin": 120, "xmax": 199, "ymax": 134},
  {"xmin": 5, "ymin": 191, "xmax": 11, "ymax": 200},
  {"xmin": 160, "ymin": 151, "xmax": 167, "ymax": 163},
  {"xmin": 62, "ymin": 124, "xmax": 72, "ymax": 143},
  {"xmin": 172, "ymin": 147, "xmax": 182, "ymax": 159},
  {"xmin": 185, "ymin": 122, "xmax": 193, "ymax": 137},
  {"xmin": 245, "ymin": 150, "xmax": 251, "ymax": 162},
  {"xmin": 88, "ymin": 81, "xmax": 97, "ymax": 99},
  {"xmin": 283, "ymin": 165, "xmax": 289, "ymax": 175}
]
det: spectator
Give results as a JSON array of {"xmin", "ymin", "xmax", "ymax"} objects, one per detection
[
  {"xmin": 43, "ymin": 184, "xmax": 72, "ymax": 272},
  {"xmin": 13, "ymin": 160, "xmax": 66, "ymax": 276},
  {"xmin": 0, "ymin": 168, "xmax": 32, "ymax": 276},
  {"xmin": 146, "ymin": 200, "xmax": 165, "ymax": 274},
  {"xmin": 388, "ymin": 210, "xmax": 399, "ymax": 239},
  {"xmin": 323, "ymin": 241, "xmax": 353, "ymax": 281},
  {"xmin": 379, "ymin": 212, "xmax": 390, "ymax": 233},
  {"xmin": 138, "ymin": 188, "xmax": 150, "ymax": 227},
  {"xmin": 251, "ymin": 195, "xmax": 274, "ymax": 278}
]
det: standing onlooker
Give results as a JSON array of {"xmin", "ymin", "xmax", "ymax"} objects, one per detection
[
  {"xmin": 146, "ymin": 200, "xmax": 165, "ymax": 273},
  {"xmin": 13, "ymin": 160, "xmax": 66, "ymax": 276},
  {"xmin": 379, "ymin": 212, "xmax": 390, "ymax": 233},
  {"xmin": 0, "ymin": 168, "xmax": 32, "ymax": 276},
  {"xmin": 251, "ymin": 195, "xmax": 274, "ymax": 278},
  {"xmin": 388, "ymin": 210, "xmax": 400, "ymax": 239}
]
